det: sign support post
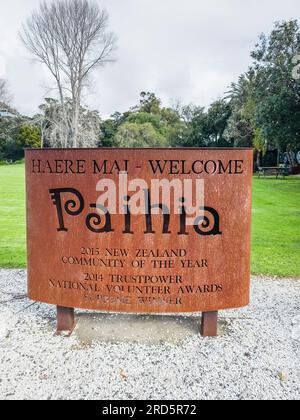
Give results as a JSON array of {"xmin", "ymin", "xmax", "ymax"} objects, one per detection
[
  {"xmin": 201, "ymin": 311, "xmax": 218, "ymax": 337},
  {"xmin": 56, "ymin": 306, "xmax": 76, "ymax": 335}
]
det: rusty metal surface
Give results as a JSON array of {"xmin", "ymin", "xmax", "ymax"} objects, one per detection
[
  {"xmin": 201, "ymin": 311, "xmax": 218, "ymax": 337},
  {"xmin": 25, "ymin": 148, "xmax": 253, "ymax": 314}
]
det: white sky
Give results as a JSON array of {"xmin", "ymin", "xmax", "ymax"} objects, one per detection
[{"xmin": 0, "ymin": 0, "xmax": 299, "ymax": 117}]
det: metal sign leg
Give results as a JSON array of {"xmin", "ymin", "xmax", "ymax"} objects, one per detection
[
  {"xmin": 201, "ymin": 311, "xmax": 218, "ymax": 337},
  {"xmin": 56, "ymin": 306, "xmax": 76, "ymax": 336}
]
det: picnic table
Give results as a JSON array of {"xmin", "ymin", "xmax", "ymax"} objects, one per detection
[{"xmin": 258, "ymin": 166, "xmax": 290, "ymax": 178}]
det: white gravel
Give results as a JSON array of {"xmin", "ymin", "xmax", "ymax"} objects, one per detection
[{"xmin": 0, "ymin": 269, "xmax": 299, "ymax": 400}]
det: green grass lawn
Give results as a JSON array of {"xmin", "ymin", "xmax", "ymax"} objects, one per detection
[
  {"xmin": 251, "ymin": 175, "xmax": 300, "ymax": 277},
  {"xmin": 0, "ymin": 163, "xmax": 26, "ymax": 268},
  {"xmin": 0, "ymin": 163, "xmax": 299, "ymax": 276}
]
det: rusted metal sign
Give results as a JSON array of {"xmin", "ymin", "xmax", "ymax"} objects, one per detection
[{"xmin": 25, "ymin": 148, "xmax": 253, "ymax": 316}]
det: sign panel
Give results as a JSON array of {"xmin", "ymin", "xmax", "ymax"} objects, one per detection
[{"xmin": 25, "ymin": 148, "xmax": 253, "ymax": 313}]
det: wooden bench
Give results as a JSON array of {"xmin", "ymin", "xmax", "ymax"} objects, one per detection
[{"xmin": 258, "ymin": 167, "xmax": 290, "ymax": 179}]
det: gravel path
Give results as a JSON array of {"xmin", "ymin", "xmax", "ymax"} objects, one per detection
[{"xmin": 0, "ymin": 269, "xmax": 299, "ymax": 400}]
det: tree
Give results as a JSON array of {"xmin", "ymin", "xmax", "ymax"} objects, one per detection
[
  {"xmin": 38, "ymin": 98, "xmax": 101, "ymax": 148},
  {"xmin": 226, "ymin": 71, "xmax": 257, "ymax": 110},
  {"xmin": 126, "ymin": 112, "xmax": 163, "ymax": 131},
  {"xmin": 99, "ymin": 112, "xmax": 126, "ymax": 147},
  {"xmin": 115, "ymin": 122, "xmax": 169, "ymax": 148},
  {"xmin": 250, "ymin": 20, "xmax": 300, "ymax": 151},
  {"xmin": 204, "ymin": 100, "xmax": 231, "ymax": 145},
  {"xmin": 251, "ymin": 20, "xmax": 300, "ymax": 93},
  {"xmin": 170, "ymin": 100, "xmax": 232, "ymax": 148},
  {"xmin": 0, "ymin": 79, "xmax": 12, "ymax": 104},
  {"xmin": 100, "ymin": 92, "xmax": 182, "ymax": 148},
  {"xmin": 17, "ymin": 124, "xmax": 41, "ymax": 149},
  {"xmin": 255, "ymin": 91, "xmax": 300, "ymax": 151},
  {"xmin": 20, "ymin": 0, "xmax": 116, "ymax": 148},
  {"xmin": 0, "ymin": 115, "xmax": 41, "ymax": 161},
  {"xmin": 138, "ymin": 92, "xmax": 162, "ymax": 114},
  {"xmin": 224, "ymin": 115, "xmax": 254, "ymax": 147},
  {"xmin": 224, "ymin": 71, "xmax": 257, "ymax": 147},
  {"xmin": 225, "ymin": 20, "xmax": 300, "ymax": 155},
  {"xmin": 173, "ymin": 104, "xmax": 207, "ymax": 147},
  {"xmin": 252, "ymin": 128, "xmax": 267, "ymax": 168}
]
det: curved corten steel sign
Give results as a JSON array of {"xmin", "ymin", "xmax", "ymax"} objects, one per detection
[{"xmin": 25, "ymin": 148, "xmax": 253, "ymax": 335}]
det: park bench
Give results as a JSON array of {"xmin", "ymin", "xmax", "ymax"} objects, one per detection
[{"xmin": 258, "ymin": 166, "xmax": 290, "ymax": 179}]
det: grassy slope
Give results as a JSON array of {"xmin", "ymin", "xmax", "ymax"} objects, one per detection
[
  {"xmin": 0, "ymin": 164, "xmax": 299, "ymax": 276},
  {"xmin": 0, "ymin": 164, "xmax": 26, "ymax": 268}
]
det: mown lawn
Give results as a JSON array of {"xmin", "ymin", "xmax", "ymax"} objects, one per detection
[
  {"xmin": 0, "ymin": 163, "xmax": 299, "ymax": 276},
  {"xmin": 251, "ymin": 175, "xmax": 300, "ymax": 277},
  {"xmin": 0, "ymin": 163, "xmax": 26, "ymax": 268}
]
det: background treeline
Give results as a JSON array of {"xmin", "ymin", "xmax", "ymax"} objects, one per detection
[{"xmin": 1, "ymin": 20, "xmax": 300, "ymax": 165}]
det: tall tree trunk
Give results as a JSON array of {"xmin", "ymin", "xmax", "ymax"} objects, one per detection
[
  {"xmin": 71, "ymin": 86, "xmax": 82, "ymax": 148},
  {"xmin": 256, "ymin": 150, "xmax": 262, "ymax": 168},
  {"xmin": 72, "ymin": 102, "xmax": 80, "ymax": 148},
  {"xmin": 40, "ymin": 123, "xmax": 44, "ymax": 148},
  {"xmin": 57, "ymin": 84, "xmax": 69, "ymax": 148}
]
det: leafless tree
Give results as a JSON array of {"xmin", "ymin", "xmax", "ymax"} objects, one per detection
[
  {"xmin": 20, "ymin": 0, "xmax": 116, "ymax": 148},
  {"xmin": 0, "ymin": 79, "xmax": 12, "ymax": 105}
]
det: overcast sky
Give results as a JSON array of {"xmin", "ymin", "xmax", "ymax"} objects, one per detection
[{"xmin": 0, "ymin": 0, "xmax": 299, "ymax": 117}]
